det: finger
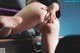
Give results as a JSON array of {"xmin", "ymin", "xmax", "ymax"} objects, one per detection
[
  {"xmin": 51, "ymin": 12, "xmax": 57, "ymax": 23},
  {"xmin": 51, "ymin": 13, "xmax": 54, "ymax": 23},
  {"xmin": 44, "ymin": 13, "xmax": 51, "ymax": 21},
  {"xmin": 45, "ymin": 13, "xmax": 52, "ymax": 23},
  {"xmin": 45, "ymin": 7, "xmax": 52, "ymax": 21},
  {"xmin": 47, "ymin": 6, "xmax": 52, "ymax": 12},
  {"xmin": 49, "ymin": 13, "xmax": 53, "ymax": 23}
]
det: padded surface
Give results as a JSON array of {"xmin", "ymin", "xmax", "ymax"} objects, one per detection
[
  {"xmin": 0, "ymin": 40, "xmax": 39, "ymax": 53},
  {"xmin": 55, "ymin": 35, "xmax": 80, "ymax": 53},
  {"xmin": 0, "ymin": 0, "xmax": 22, "ymax": 9}
]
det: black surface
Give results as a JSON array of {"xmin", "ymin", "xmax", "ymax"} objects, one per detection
[
  {"xmin": 0, "ymin": 0, "xmax": 22, "ymax": 10},
  {"xmin": 0, "ymin": 40, "xmax": 39, "ymax": 53},
  {"xmin": 55, "ymin": 35, "xmax": 80, "ymax": 53}
]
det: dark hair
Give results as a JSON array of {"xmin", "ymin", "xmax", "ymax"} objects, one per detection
[{"xmin": 37, "ymin": 0, "xmax": 58, "ymax": 6}]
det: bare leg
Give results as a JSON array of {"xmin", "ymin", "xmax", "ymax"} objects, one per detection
[
  {"xmin": 0, "ymin": 16, "xmax": 22, "ymax": 37},
  {"xmin": 40, "ymin": 18, "xmax": 60, "ymax": 53},
  {"xmin": 10, "ymin": 3, "xmax": 47, "ymax": 35}
]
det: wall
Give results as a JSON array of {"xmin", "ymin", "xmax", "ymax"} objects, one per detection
[{"xmin": 59, "ymin": 0, "xmax": 80, "ymax": 36}]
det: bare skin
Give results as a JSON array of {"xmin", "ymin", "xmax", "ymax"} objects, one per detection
[
  {"xmin": 0, "ymin": 1, "xmax": 47, "ymax": 36},
  {"xmin": 0, "ymin": 0, "xmax": 60, "ymax": 53},
  {"xmin": 40, "ymin": 18, "xmax": 60, "ymax": 53},
  {"xmin": 10, "ymin": 1, "xmax": 48, "ymax": 35},
  {"xmin": 11, "ymin": 1, "xmax": 59, "ymax": 35},
  {"xmin": 0, "ymin": 16, "xmax": 22, "ymax": 37},
  {"xmin": 0, "ymin": 0, "xmax": 59, "ymax": 36}
]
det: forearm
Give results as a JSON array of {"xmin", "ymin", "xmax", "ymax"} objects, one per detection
[{"xmin": 41, "ymin": 32, "xmax": 59, "ymax": 53}]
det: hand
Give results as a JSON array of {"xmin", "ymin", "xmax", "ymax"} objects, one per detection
[
  {"xmin": 45, "ymin": 3, "xmax": 59, "ymax": 24},
  {"xmin": 0, "ymin": 16, "xmax": 22, "ymax": 30},
  {"xmin": 46, "ymin": 12, "xmax": 56, "ymax": 23},
  {"xmin": 45, "ymin": 7, "xmax": 56, "ymax": 24}
]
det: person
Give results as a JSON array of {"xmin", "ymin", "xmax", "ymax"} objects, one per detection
[
  {"xmin": 0, "ymin": 0, "xmax": 60, "ymax": 36},
  {"xmin": 0, "ymin": 0, "xmax": 60, "ymax": 53}
]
